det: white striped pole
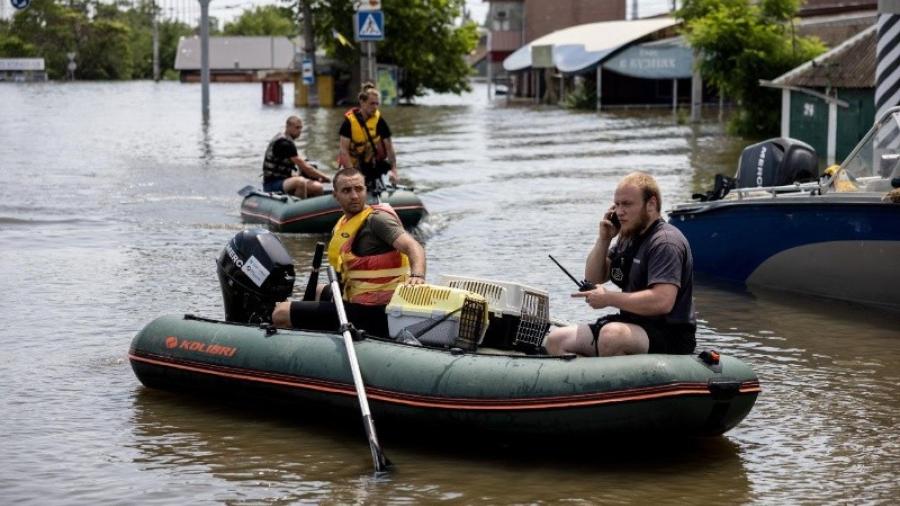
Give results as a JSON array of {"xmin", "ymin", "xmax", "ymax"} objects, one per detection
[
  {"xmin": 876, "ymin": 2, "xmax": 900, "ymax": 121},
  {"xmin": 877, "ymin": 2, "xmax": 900, "ymax": 171}
]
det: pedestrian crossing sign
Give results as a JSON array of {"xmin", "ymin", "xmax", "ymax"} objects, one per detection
[{"xmin": 355, "ymin": 10, "xmax": 384, "ymax": 41}]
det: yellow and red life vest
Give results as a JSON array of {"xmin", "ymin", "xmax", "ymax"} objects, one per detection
[
  {"xmin": 344, "ymin": 108, "xmax": 385, "ymax": 166},
  {"xmin": 327, "ymin": 204, "xmax": 409, "ymax": 305}
]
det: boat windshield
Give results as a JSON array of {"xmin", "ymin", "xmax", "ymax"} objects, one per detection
[{"xmin": 836, "ymin": 107, "xmax": 900, "ymax": 191}]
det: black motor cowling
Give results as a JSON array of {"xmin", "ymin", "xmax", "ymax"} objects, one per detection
[
  {"xmin": 735, "ymin": 137, "xmax": 818, "ymax": 188},
  {"xmin": 217, "ymin": 229, "xmax": 295, "ymax": 324}
]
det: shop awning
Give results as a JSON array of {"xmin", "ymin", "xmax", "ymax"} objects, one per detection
[
  {"xmin": 502, "ymin": 18, "xmax": 678, "ymax": 74},
  {"xmin": 601, "ymin": 36, "xmax": 693, "ymax": 79}
]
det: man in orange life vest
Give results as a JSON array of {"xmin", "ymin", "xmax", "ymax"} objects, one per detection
[
  {"xmin": 337, "ymin": 88, "xmax": 399, "ymax": 186},
  {"xmin": 272, "ymin": 167, "xmax": 426, "ymax": 337}
]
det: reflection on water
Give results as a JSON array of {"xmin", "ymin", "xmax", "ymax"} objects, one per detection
[
  {"xmin": 693, "ymin": 283, "xmax": 900, "ymax": 502},
  {"xmin": 1, "ymin": 81, "xmax": 898, "ymax": 504},
  {"xmin": 130, "ymin": 388, "xmax": 750, "ymax": 504}
]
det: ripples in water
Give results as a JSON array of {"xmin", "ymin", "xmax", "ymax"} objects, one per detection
[{"xmin": 1, "ymin": 81, "xmax": 898, "ymax": 505}]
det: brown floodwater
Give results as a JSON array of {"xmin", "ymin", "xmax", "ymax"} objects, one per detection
[{"xmin": 1, "ymin": 81, "xmax": 897, "ymax": 504}]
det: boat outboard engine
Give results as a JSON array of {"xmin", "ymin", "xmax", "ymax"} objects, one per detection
[
  {"xmin": 217, "ymin": 229, "xmax": 295, "ymax": 324},
  {"xmin": 734, "ymin": 137, "xmax": 818, "ymax": 188}
]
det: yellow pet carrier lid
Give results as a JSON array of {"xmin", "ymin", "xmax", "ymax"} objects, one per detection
[
  {"xmin": 386, "ymin": 283, "xmax": 483, "ymax": 312},
  {"xmin": 386, "ymin": 284, "xmax": 490, "ymax": 347}
]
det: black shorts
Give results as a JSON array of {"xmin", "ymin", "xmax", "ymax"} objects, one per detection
[
  {"xmin": 263, "ymin": 178, "xmax": 286, "ymax": 193},
  {"xmin": 289, "ymin": 300, "xmax": 390, "ymax": 338},
  {"xmin": 588, "ymin": 314, "xmax": 696, "ymax": 355}
]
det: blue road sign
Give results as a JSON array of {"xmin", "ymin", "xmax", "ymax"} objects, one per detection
[
  {"xmin": 11, "ymin": 0, "xmax": 31, "ymax": 10},
  {"xmin": 355, "ymin": 11, "xmax": 384, "ymax": 42},
  {"xmin": 302, "ymin": 59, "xmax": 314, "ymax": 85}
]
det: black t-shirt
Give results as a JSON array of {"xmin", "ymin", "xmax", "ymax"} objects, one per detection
[
  {"xmin": 339, "ymin": 116, "xmax": 392, "ymax": 140},
  {"xmin": 272, "ymin": 137, "xmax": 298, "ymax": 160},
  {"xmin": 608, "ymin": 222, "xmax": 695, "ymax": 326}
]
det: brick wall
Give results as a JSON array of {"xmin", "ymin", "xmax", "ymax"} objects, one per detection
[{"xmin": 524, "ymin": 0, "xmax": 626, "ymax": 43}]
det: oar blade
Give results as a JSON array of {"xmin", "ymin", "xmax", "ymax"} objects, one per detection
[
  {"xmin": 362, "ymin": 414, "xmax": 391, "ymax": 473},
  {"xmin": 237, "ymin": 185, "xmax": 256, "ymax": 197}
]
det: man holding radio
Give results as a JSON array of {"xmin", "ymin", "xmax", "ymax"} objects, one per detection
[{"xmin": 545, "ymin": 172, "xmax": 696, "ymax": 357}]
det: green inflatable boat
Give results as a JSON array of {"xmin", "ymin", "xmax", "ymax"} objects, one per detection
[
  {"xmin": 129, "ymin": 230, "xmax": 760, "ymax": 440},
  {"xmin": 239, "ymin": 186, "xmax": 427, "ymax": 234},
  {"xmin": 129, "ymin": 314, "xmax": 760, "ymax": 438}
]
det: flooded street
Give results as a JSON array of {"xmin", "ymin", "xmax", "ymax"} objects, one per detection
[{"xmin": 1, "ymin": 81, "xmax": 898, "ymax": 504}]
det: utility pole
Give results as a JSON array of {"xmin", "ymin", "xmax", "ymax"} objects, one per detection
[
  {"xmin": 199, "ymin": 0, "xmax": 211, "ymax": 119},
  {"xmin": 300, "ymin": 0, "xmax": 318, "ymax": 106},
  {"xmin": 691, "ymin": 50, "xmax": 702, "ymax": 122},
  {"xmin": 152, "ymin": 0, "xmax": 160, "ymax": 82}
]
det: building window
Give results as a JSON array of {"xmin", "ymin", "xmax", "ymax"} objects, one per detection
[{"xmin": 489, "ymin": 2, "xmax": 523, "ymax": 31}]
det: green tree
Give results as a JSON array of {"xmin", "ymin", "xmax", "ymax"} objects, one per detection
[
  {"xmin": 0, "ymin": 0, "xmax": 191, "ymax": 80},
  {"xmin": 679, "ymin": 0, "xmax": 826, "ymax": 135},
  {"xmin": 310, "ymin": 0, "xmax": 478, "ymax": 101},
  {"xmin": 76, "ymin": 18, "xmax": 133, "ymax": 79},
  {"xmin": 0, "ymin": 32, "xmax": 37, "ymax": 57},
  {"xmin": 224, "ymin": 5, "xmax": 297, "ymax": 36},
  {"xmin": 2, "ymin": 0, "xmax": 79, "ymax": 78},
  {"xmin": 157, "ymin": 19, "xmax": 195, "ymax": 79}
]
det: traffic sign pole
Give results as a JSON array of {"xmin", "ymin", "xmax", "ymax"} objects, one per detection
[
  {"xmin": 353, "ymin": 10, "xmax": 384, "ymax": 86},
  {"xmin": 300, "ymin": 0, "xmax": 318, "ymax": 107}
]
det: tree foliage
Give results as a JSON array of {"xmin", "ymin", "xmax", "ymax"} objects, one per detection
[
  {"xmin": 0, "ymin": 0, "xmax": 477, "ymax": 95},
  {"xmin": 223, "ymin": 5, "xmax": 297, "ymax": 37},
  {"xmin": 308, "ymin": 0, "xmax": 478, "ymax": 101},
  {"xmin": 0, "ymin": 0, "xmax": 192, "ymax": 80},
  {"xmin": 678, "ymin": 0, "xmax": 826, "ymax": 135}
]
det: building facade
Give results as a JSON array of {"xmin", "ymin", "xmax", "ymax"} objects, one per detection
[
  {"xmin": 768, "ymin": 26, "xmax": 876, "ymax": 165},
  {"xmin": 481, "ymin": 0, "xmax": 627, "ymax": 90},
  {"xmin": 174, "ymin": 36, "xmax": 297, "ymax": 83},
  {"xmin": 0, "ymin": 58, "xmax": 48, "ymax": 82}
]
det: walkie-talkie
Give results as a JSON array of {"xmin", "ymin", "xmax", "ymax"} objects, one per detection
[{"xmin": 548, "ymin": 255, "xmax": 596, "ymax": 292}]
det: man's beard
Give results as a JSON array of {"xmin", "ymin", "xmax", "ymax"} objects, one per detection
[{"xmin": 620, "ymin": 207, "xmax": 653, "ymax": 239}]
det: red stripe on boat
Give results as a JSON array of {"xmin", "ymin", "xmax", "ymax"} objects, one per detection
[{"xmin": 129, "ymin": 352, "xmax": 760, "ymax": 411}]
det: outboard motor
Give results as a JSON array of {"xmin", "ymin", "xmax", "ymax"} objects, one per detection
[
  {"xmin": 217, "ymin": 229, "xmax": 295, "ymax": 324},
  {"xmin": 734, "ymin": 137, "xmax": 818, "ymax": 188}
]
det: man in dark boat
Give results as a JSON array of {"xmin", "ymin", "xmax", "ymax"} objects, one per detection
[
  {"xmin": 337, "ymin": 87, "xmax": 399, "ymax": 187},
  {"xmin": 262, "ymin": 115, "xmax": 331, "ymax": 197},
  {"xmin": 272, "ymin": 167, "xmax": 426, "ymax": 337},
  {"xmin": 545, "ymin": 171, "xmax": 697, "ymax": 357}
]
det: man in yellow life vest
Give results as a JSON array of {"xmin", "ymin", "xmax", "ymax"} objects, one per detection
[
  {"xmin": 337, "ymin": 88, "xmax": 399, "ymax": 186},
  {"xmin": 272, "ymin": 167, "xmax": 426, "ymax": 337}
]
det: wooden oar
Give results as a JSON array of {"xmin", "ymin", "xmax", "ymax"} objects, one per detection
[{"xmin": 327, "ymin": 266, "xmax": 391, "ymax": 473}]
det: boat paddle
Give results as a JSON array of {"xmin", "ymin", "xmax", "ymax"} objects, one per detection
[
  {"xmin": 302, "ymin": 242, "xmax": 325, "ymax": 301},
  {"xmin": 237, "ymin": 185, "xmax": 256, "ymax": 197},
  {"xmin": 237, "ymin": 185, "xmax": 286, "ymax": 200},
  {"xmin": 326, "ymin": 266, "xmax": 392, "ymax": 473}
]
